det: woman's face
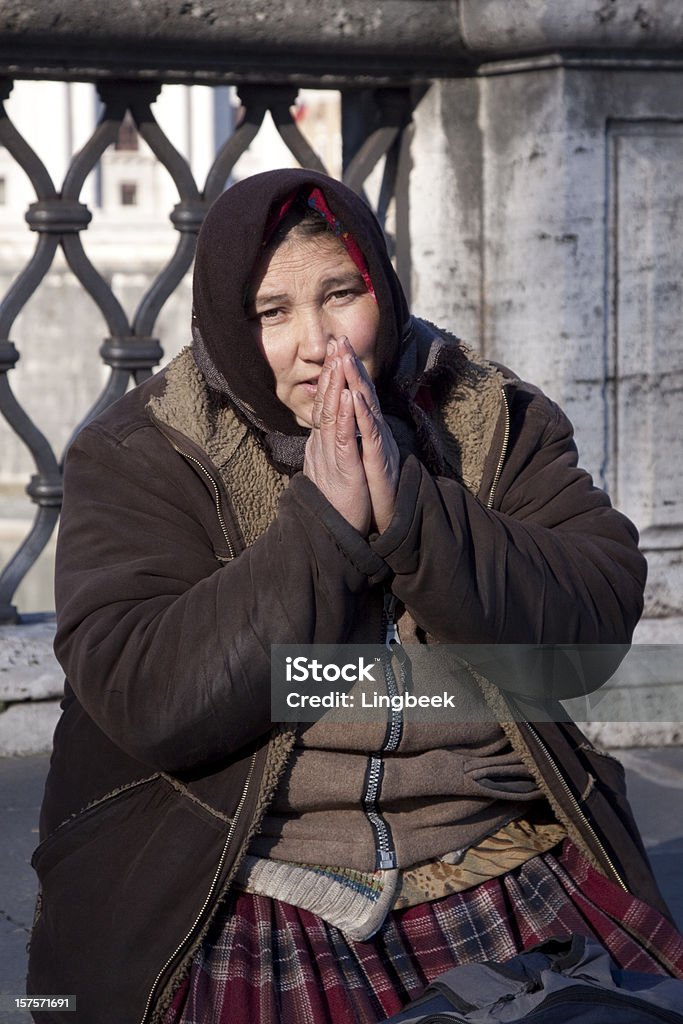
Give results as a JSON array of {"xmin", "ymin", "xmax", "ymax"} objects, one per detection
[{"xmin": 247, "ymin": 231, "xmax": 380, "ymax": 427}]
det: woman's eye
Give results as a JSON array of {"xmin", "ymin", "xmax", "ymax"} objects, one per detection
[
  {"xmin": 258, "ymin": 307, "xmax": 283, "ymax": 322},
  {"xmin": 327, "ymin": 289, "xmax": 354, "ymax": 303}
]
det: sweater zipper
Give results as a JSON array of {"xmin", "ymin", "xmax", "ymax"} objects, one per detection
[
  {"xmin": 381, "ymin": 592, "xmax": 404, "ymax": 751},
  {"xmin": 139, "ymin": 751, "xmax": 258, "ymax": 1024},
  {"xmin": 362, "ymin": 593, "xmax": 404, "ymax": 871},
  {"xmin": 523, "ymin": 722, "xmax": 628, "ymax": 891},
  {"xmin": 364, "ymin": 757, "xmax": 396, "ymax": 870},
  {"xmin": 487, "ymin": 387, "xmax": 511, "ymax": 510}
]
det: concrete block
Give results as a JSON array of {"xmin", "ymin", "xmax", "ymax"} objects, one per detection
[
  {"xmin": 634, "ymin": 616, "xmax": 683, "ymax": 645},
  {"xmin": 0, "ymin": 701, "xmax": 61, "ymax": 756},
  {"xmin": 580, "ymin": 721, "xmax": 683, "ymax": 748},
  {"xmin": 563, "ymin": 644, "xmax": 683, "ymax": 738},
  {"xmin": 641, "ymin": 553, "xmax": 683, "ymax": 624},
  {"xmin": 0, "ymin": 622, "xmax": 62, "ymax": 702}
]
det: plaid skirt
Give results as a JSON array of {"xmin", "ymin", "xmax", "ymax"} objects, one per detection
[{"xmin": 163, "ymin": 840, "xmax": 683, "ymax": 1024}]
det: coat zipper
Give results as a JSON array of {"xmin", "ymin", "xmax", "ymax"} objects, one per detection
[
  {"xmin": 139, "ymin": 751, "xmax": 259, "ymax": 1024},
  {"xmin": 482, "ymin": 390, "xmax": 626, "ymax": 890},
  {"xmin": 523, "ymin": 721, "xmax": 628, "ymax": 891},
  {"xmin": 169, "ymin": 442, "xmax": 236, "ymax": 559},
  {"xmin": 151, "ymin": 416, "xmax": 240, "ymax": 560},
  {"xmin": 140, "ymin": 424, "xmax": 251, "ymax": 1020},
  {"xmin": 487, "ymin": 387, "xmax": 511, "ymax": 510}
]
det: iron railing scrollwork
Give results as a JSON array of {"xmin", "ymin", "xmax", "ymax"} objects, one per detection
[{"xmin": 0, "ymin": 77, "xmax": 416, "ymax": 623}]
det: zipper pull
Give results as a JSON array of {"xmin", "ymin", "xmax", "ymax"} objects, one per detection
[
  {"xmin": 383, "ymin": 592, "xmax": 401, "ymax": 648},
  {"xmin": 386, "ymin": 620, "xmax": 400, "ymax": 647}
]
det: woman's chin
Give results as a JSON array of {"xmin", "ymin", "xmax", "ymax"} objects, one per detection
[
  {"xmin": 290, "ymin": 405, "xmax": 313, "ymax": 428},
  {"xmin": 292, "ymin": 398, "xmax": 315, "ymax": 429}
]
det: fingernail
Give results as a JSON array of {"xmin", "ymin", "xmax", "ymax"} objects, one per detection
[{"xmin": 327, "ymin": 340, "xmax": 335, "ymax": 355}]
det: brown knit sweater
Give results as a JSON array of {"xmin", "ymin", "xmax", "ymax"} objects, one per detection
[{"xmin": 250, "ymin": 703, "xmax": 542, "ymax": 872}]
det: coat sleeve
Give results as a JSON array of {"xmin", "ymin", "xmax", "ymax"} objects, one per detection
[
  {"xmin": 370, "ymin": 386, "xmax": 647, "ymax": 698},
  {"xmin": 54, "ymin": 420, "xmax": 388, "ymax": 771}
]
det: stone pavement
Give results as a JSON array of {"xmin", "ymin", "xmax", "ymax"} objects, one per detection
[{"xmin": 1, "ymin": 748, "xmax": 683, "ymax": 1023}]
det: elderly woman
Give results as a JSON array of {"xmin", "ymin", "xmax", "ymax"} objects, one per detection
[{"xmin": 28, "ymin": 169, "xmax": 683, "ymax": 1024}]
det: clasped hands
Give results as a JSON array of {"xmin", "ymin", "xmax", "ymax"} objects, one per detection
[{"xmin": 303, "ymin": 337, "xmax": 399, "ymax": 536}]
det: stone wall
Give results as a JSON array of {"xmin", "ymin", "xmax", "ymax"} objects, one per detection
[{"xmin": 410, "ymin": 61, "xmax": 683, "ymax": 646}]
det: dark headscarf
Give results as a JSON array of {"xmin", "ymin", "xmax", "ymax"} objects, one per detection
[
  {"xmin": 192, "ymin": 168, "xmax": 471, "ymax": 475},
  {"xmin": 191, "ymin": 170, "xmax": 412, "ymax": 465}
]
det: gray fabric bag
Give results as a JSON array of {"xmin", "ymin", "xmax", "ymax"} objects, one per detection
[{"xmin": 382, "ymin": 936, "xmax": 683, "ymax": 1023}]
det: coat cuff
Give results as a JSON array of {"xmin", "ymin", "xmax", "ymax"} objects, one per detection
[
  {"xmin": 369, "ymin": 456, "xmax": 427, "ymax": 573},
  {"xmin": 286, "ymin": 474, "xmax": 391, "ymax": 584}
]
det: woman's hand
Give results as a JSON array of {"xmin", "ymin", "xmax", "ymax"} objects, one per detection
[
  {"xmin": 339, "ymin": 338, "xmax": 400, "ymax": 534},
  {"xmin": 303, "ymin": 342, "xmax": 371, "ymax": 534},
  {"xmin": 304, "ymin": 338, "xmax": 399, "ymax": 535}
]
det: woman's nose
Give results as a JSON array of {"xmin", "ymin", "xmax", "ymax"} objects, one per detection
[{"xmin": 295, "ymin": 309, "xmax": 330, "ymax": 362}]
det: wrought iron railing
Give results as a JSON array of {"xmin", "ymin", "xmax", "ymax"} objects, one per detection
[{"xmin": 0, "ymin": 78, "xmax": 416, "ymax": 622}]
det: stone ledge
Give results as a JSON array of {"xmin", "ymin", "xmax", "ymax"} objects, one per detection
[
  {"xmin": 459, "ymin": 1, "xmax": 683, "ymax": 55},
  {"xmin": 0, "ymin": 0, "xmax": 463, "ymax": 83},
  {"xmin": 0, "ymin": 620, "xmax": 63, "ymax": 702},
  {"xmin": 581, "ymin": 721, "xmax": 683, "ymax": 748},
  {"xmin": 1, "ymin": 703, "xmax": 680, "ymax": 756},
  {"xmin": 1, "ymin": 620, "xmax": 682, "ymax": 753},
  {"xmin": 2, "ymin": 0, "xmax": 682, "ymax": 85},
  {"xmin": 0, "ymin": 699, "xmax": 61, "ymax": 756},
  {"xmin": 634, "ymin": 617, "xmax": 683, "ymax": 644}
]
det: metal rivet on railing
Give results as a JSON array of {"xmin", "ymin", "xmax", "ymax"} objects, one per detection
[
  {"xmin": 0, "ymin": 340, "xmax": 19, "ymax": 372},
  {"xmin": 26, "ymin": 474, "xmax": 64, "ymax": 508},
  {"xmin": 100, "ymin": 337, "xmax": 165, "ymax": 371},
  {"xmin": 25, "ymin": 199, "xmax": 93, "ymax": 234},
  {"xmin": 170, "ymin": 200, "xmax": 209, "ymax": 233}
]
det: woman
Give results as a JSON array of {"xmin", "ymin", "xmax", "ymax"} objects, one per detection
[{"xmin": 28, "ymin": 169, "xmax": 683, "ymax": 1024}]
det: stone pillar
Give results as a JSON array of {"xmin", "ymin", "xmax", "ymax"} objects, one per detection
[{"xmin": 411, "ymin": 1, "xmax": 683, "ymax": 647}]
